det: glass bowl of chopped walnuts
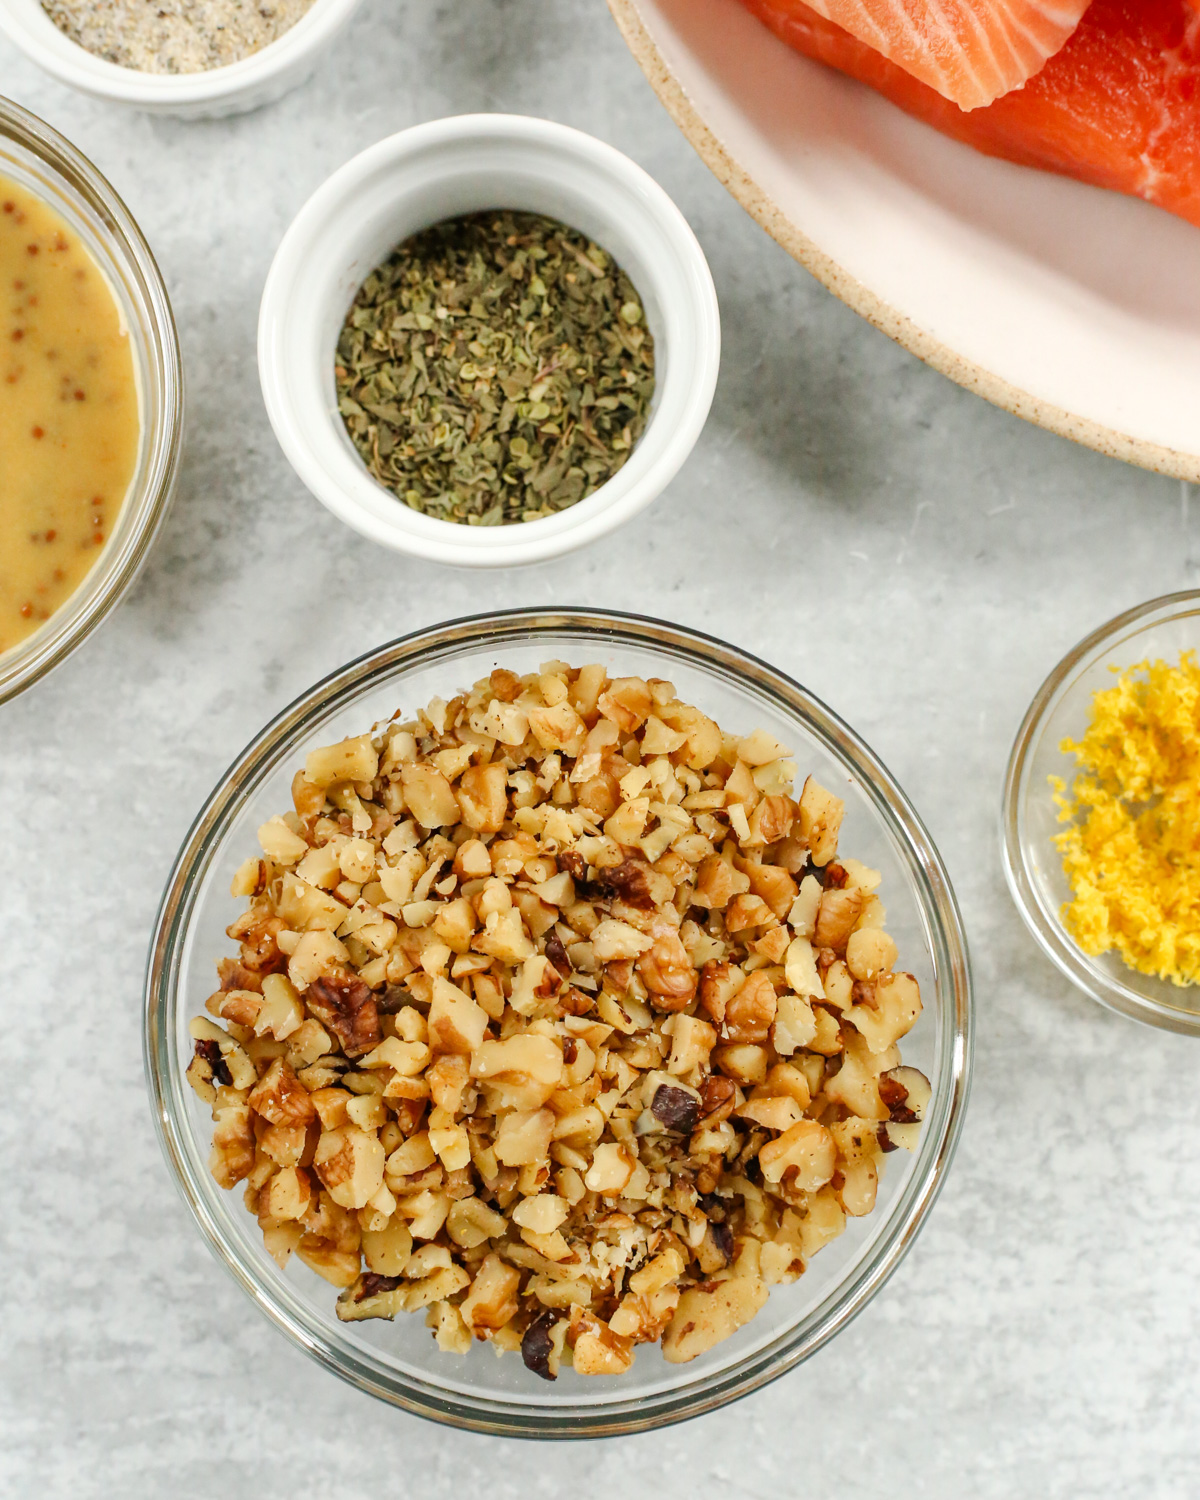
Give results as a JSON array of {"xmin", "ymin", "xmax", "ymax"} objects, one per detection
[
  {"xmin": 146, "ymin": 609, "xmax": 971, "ymax": 1434},
  {"xmin": 1004, "ymin": 589, "xmax": 1200, "ymax": 1034}
]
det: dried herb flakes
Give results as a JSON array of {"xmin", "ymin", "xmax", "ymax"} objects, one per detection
[{"xmin": 334, "ymin": 211, "xmax": 656, "ymax": 526}]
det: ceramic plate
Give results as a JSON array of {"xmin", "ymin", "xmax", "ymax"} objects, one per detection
[{"xmin": 610, "ymin": 0, "xmax": 1200, "ymax": 481}]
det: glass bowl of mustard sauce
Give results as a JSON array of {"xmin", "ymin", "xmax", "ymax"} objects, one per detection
[{"xmin": 0, "ymin": 95, "xmax": 183, "ymax": 706}]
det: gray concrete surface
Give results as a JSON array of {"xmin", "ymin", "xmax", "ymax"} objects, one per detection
[{"xmin": 2, "ymin": 2, "xmax": 1198, "ymax": 1495}]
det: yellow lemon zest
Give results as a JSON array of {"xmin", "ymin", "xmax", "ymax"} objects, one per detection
[{"xmin": 1053, "ymin": 650, "xmax": 1200, "ymax": 986}]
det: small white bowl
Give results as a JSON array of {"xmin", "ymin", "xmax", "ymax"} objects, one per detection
[
  {"xmin": 257, "ymin": 114, "xmax": 721, "ymax": 568},
  {"xmin": 0, "ymin": 0, "xmax": 362, "ymax": 118}
]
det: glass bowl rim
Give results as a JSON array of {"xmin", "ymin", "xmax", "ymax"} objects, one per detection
[
  {"xmin": 0, "ymin": 93, "xmax": 184, "ymax": 705},
  {"xmin": 145, "ymin": 606, "xmax": 974, "ymax": 1437},
  {"xmin": 1001, "ymin": 588, "xmax": 1200, "ymax": 1035}
]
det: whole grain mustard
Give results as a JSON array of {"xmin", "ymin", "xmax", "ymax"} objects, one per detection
[
  {"xmin": 1053, "ymin": 651, "xmax": 1200, "ymax": 986},
  {"xmin": 0, "ymin": 176, "xmax": 138, "ymax": 654}
]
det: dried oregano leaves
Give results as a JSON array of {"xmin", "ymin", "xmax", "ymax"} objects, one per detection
[{"xmin": 334, "ymin": 211, "xmax": 656, "ymax": 526}]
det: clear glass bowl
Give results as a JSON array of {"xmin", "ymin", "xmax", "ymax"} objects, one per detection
[
  {"xmin": 1003, "ymin": 590, "xmax": 1200, "ymax": 1034},
  {"xmin": 145, "ymin": 609, "xmax": 973, "ymax": 1435},
  {"xmin": 0, "ymin": 95, "xmax": 183, "ymax": 705}
]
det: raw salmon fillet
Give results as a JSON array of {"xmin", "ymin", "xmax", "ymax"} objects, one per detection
[
  {"xmin": 739, "ymin": 0, "xmax": 1200, "ymax": 225},
  {"xmin": 798, "ymin": 0, "xmax": 1091, "ymax": 109}
]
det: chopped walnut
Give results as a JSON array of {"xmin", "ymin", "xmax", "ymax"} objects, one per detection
[{"xmin": 189, "ymin": 662, "xmax": 928, "ymax": 1377}]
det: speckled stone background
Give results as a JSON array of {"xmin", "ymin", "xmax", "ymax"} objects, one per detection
[{"xmin": 2, "ymin": 2, "xmax": 1199, "ymax": 1495}]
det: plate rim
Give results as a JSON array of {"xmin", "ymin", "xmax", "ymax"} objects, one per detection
[{"xmin": 608, "ymin": 0, "xmax": 1200, "ymax": 484}]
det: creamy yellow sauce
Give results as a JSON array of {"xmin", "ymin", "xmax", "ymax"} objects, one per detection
[{"xmin": 0, "ymin": 175, "xmax": 139, "ymax": 653}]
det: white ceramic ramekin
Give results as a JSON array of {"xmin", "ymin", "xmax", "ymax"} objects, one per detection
[
  {"xmin": 258, "ymin": 114, "xmax": 721, "ymax": 568},
  {"xmin": 0, "ymin": 0, "xmax": 361, "ymax": 118}
]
